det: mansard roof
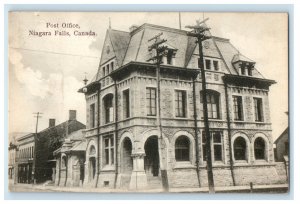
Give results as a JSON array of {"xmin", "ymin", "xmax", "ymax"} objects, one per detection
[
  {"xmin": 85, "ymin": 23, "xmax": 269, "ymax": 89},
  {"xmin": 107, "ymin": 29, "xmax": 131, "ymax": 66}
]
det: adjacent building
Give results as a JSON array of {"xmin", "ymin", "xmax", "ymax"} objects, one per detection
[
  {"xmin": 54, "ymin": 129, "xmax": 86, "ymax": 187},
  {"xmin": 15, "ymin": 133, "xmax": 35, "ymax": 184},
  {"xmin": 15, "ymin": 110, "xmax": 86, "ymax": 184},
  {"xmin": 78, "ymin": 23, "xmax": 285, "ymax": 190},
  {"xmin": 8, "ymin": 143, "xmax": 17, "ymax": 180}
]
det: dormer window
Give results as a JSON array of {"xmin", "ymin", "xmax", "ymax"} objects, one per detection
[
  {"xmin": 160, "ymin": 43, "xmax": 177, "ymax": 66},
  {"xmin": 232, "ymin": 53, "xmax": 255, "ymax": 76},
  {"xmin": 167, "ymin": 50, "xmax": 175, "ymax": 65},
  {"xmin": 239, "ymin": 62, "xmax": 254, "ymax": 76}
]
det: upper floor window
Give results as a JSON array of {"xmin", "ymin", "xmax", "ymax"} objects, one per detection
[
  {"xmin": 103, "ymin": 94, "xmax": 114, "ymax": 123},
  {"xmin": 104, "ymin": 136, "xmax": 114, "ymax": 165},
  {"xmin": 106, "ymin": 64, "xmax": 110, "ymax": 75},
  {"xmin": 233, "ymin": 96, "xmax": 243, "ymax": 121},
  {"xmin": 102, "ymin": 66, "xmax": 105, "ymax": 77},
  {"xmin": 123, "ymin": 89, "xmax": 130, "ymax": 119},
  {"xmin": 90, "ymin": 103, "xmax": 96, "ymax": 128},
  {"xmin": 205, "ymin": 59, "xmax": 211, "ymax": 70},
  {"xmin": 146, "ymin": 87, "xmax": 157, "ymax": 116},
  {"xmin": 254, "ymin": 97, "xmax": 263, "ymax": 122},
  {"xmin": 204, "ymin": 59, "xmax": 220, "ymax": 71},
  {"xmin": 254, "ymin": 137, "xmax": 266, "ymax": 160},
  {"xmin": 111, "ymin": 61, "xmax": 114, "ymax": 71},
  {"xmin": 175, "ymin": 136, "xmax": 190, "ymax": 161},
  {"xmin": 175, "ymin": 90, "xmax": 187, "ymax": 118},
  {"xmin": 200, "ymin": 90, "xmax": 220, "ymax": 119},
  {"xmin": 213, "ymin": 60, "xmax": 219, "ymax": 71}
]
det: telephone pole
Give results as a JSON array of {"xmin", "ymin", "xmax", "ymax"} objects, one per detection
[
  {"xmin": 186, "ymin": 18, "xmax": 215, "ymax": 193},
  {"xmin": 147, "ymin": 32, "xmax": 169, "ymax": 192},
  {"xmin": 32, "ymin": 112, "xmax": 42, "ymax": 184}
]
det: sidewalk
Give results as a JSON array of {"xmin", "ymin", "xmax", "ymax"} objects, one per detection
[{"xmin": 30, "ymin": 183, "xmax": 288, "ymax": 193}]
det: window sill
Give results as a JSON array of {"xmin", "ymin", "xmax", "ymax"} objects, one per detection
[
  {"xmin": 102, "ymin": 165, "xmax": 115, "ymax": 171},
  {"xmin": 233, "ymin": 160, "xmax": 250, "ymax": 166},
  {"xmin": 173, "ymin": 161, "xmax": 195, "ymax": 169},
  {"xmin": 233, "ymin": 120, "xmax": 245, "ymax": 123},
  {"xmin": 200, "ymin": 118, "xmax": 225, "ymax": 122},
  {"xmin": 146, "ymin": 115, "xmax": 157, "ymax": 117},
  {"xmin": 253, "ymin": 159, "xmax": 268, "ymax": 164},
  {"xmin": 200, "ymin": 161, "xmax": 225, "ymax": 167}
]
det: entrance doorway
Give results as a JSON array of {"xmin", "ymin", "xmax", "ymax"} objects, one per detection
[
  {"xmin": 89, "ymin": 157, "xmax": 96, "ymax": 181},
  {"xmin": 120, "ymin": 137, "xmax": 133, "ymax": 188},
  {"xmin": 144, "ymin": 136, "xmax": 159, "ymax": 177},
  {"xmin": 79, "ymin": 157, "xmax": 85, "ymax": 184},
  {"xmin": 121, "ymin": 137, "xmax": 133, "ymax": 173}
]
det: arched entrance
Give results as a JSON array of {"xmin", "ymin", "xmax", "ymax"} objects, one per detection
[
  {"xmin": 121, "ymin": 137, "xmax": 133, "ymax": 173},
  {"xmin": 88, "ymin": 145, "xmax": 96, "ymax": 182},
  {"xmin": 89, "ymin": 157, "xmax": 96, "ymax": 181},
  {"xmin": 144, "ymin": 136, "xmax": 160, "ymax": 177},
  {"xmin": 119, "ymin": 137, "xmax": 133, "ymax": 188}
]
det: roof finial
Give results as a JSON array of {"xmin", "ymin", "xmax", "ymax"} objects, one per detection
[
  {"xmin": 179, "ymin": 12, "xmax": 182, "ymax": 30},
  {"xmin": 109, "ymin": 17, "xmax": 111, "ymax": 29},
  {"xmin": 83, "ymin": 72, "xmax": 88, "ymax": 85}
]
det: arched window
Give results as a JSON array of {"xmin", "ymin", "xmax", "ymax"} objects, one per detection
[
  {"xmin": 200, "ymin": 90, "xmax": 220, "ymax": 119},
  {"xmin": 61, "ymin": 156, "xmax": 67, "ymax": 168},
  {"xmin": 102, "ymin": 66, "xmax": 105, "ymax": 77},
  {"xmin": 175, "ymin": 136, "xmax": 190, "ymax": 161},
  {"xmin": 254, "ymin": 137, "xmax": 266, "ymax": 160},
  {"xmin": 103, "ymin": 94, "xmax": 114, "ymax": 123},
  {"xmin": 234, "ymin": 137, "xmax": 247, "ymax": 160},
  {"xmin": 111, "ymin": 61, "xmax": 114, "ymax": 71},
  {"xmin": 89, "ymin": 145, "xmax": 96, "ymax": 156}
]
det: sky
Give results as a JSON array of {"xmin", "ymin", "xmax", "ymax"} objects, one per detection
[{"xmin": 8, "ymin": 12, "xmax": 288, "ymax": 141}]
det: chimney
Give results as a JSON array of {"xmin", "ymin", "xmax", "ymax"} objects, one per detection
[
  {"xmin": 69, "ymin": 110, "xmax": 77, "ymax": 121},
  {"xmin": 49, "ymin": 119, "xmax": 56, "ymax": 127},
  {"xmin": 129, "ymin": 25, "xmax": 139, "ymax": 33}
]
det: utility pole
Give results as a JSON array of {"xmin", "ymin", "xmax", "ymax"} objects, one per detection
[
  {"xmin": 147, "ymin": 32, "xmax": 169, "ymax": 192},
  {"xmin": 32, "ymin": 112, "xmax": 42, "ymax": 184},
  {"xmin": 186, "ymin": 18, "xmax": 215, "ymax": 193}
]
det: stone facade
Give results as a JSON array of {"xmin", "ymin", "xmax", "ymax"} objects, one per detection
[{"xmin": 79, "ymin": 23, "xmax": 285, "ymax": 190}]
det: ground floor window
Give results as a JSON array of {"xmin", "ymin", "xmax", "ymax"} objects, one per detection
[
  {"xmin": 175, "ymin": 136, "xmax": 190, "ymax": 161},
  {"xmin": 254, "ymin": 137, "xmax": 266, "ymax": 160},
  {"xmin": 202, "ymin": 131, "xmax": 223, "ymax": 162},
  {"xmin": 104, "ymin": 135, "xmax": 115, "ymax": 165},
  {"xmin": 234, "ymin": 137, "xmax": 247, "ymax": 160}
]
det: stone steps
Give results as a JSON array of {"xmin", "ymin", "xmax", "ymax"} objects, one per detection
[{"xmin": 147, "ymin": 176, "xmax": 162, "ymax": 189}]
